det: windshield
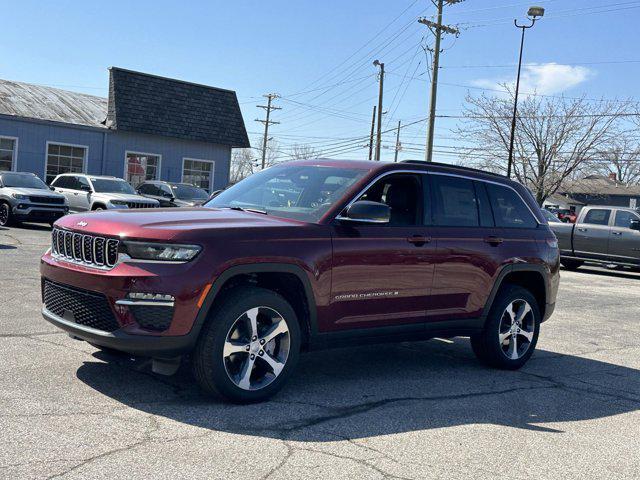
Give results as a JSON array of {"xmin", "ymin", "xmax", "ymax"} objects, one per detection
[
  {"xmin": 205, "ymin": 164, "xmax": 367, "ymax": 222},
  {"xmin": 171, "ymin": 184, "xmax": 209, "ymax": 200},
  {"xmin": 0, "ymin": 173, "xmax": 48, "ymax": 189},
  {"xmin": 91, "ymin": 178, "xmax": 136, "ymax": 194}
]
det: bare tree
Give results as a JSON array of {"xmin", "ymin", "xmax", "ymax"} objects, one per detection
[
  {"xmin": 587, "ymin": 134, "xmax": 640, "ymax": 185},
  {"xmin": 289, "ymin": 144, "xmax": 318, "ymax": 160},
  {"xmin": 229, "ymin": 140, "xmax": 282, "ymax": 183},
  {"xmin": 456, "ymin": 87, "xmax": 631, "ymax": 204}
]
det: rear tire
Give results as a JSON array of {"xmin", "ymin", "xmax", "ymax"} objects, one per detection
[
  {"xmin": 561, "ymin": 259, "xmax": 583, "ymax": 271},
  {"xmin": 471, "ymin": 284, "xmax": 540, "ymax": 370},
  {"xmin": 193, "ymin": 286, "xmax": 301, "ymax": 403}
]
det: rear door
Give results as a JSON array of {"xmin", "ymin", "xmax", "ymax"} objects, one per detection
[
  {"xmin": 572, "ymin": 208, "xmax": 612, "ymax": 260},
  {"xmin": 608, "ymin": 209, "xmax": 640, "ymax": 264},
  {"xmin": 426, "ymin": 175, "xmax": 507, "ymax": 322},
  {"xmin": 51, "ymin": 176, "xmax": 75, "ymax": 210}
]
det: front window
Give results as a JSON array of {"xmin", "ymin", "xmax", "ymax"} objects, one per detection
[
  {"xmin": 183, "ymin": 159, "xmax": 214, "ymax": 191},
  {"xmin": 171, "ymin": 184, "xmax": 209, "ymax": 201},
  {"xmin": 0, "ymin": 137, "xmax": 17, "ymax": 172},
  {"xmin": 90, "ymin": 178, "xmax": 136, "ymax": 194},
  {"xmin": 614, "ymin": 210, "xmax": 640, "ymax": 228},
  {"xmin": 583, "ymin": 209, "xmax": 611, "ymax": 226},
  {"xmin": 126, "ymin": 152, "xmax": 160, "ymax": 185},
  {"xmin": 206, "ymin": 164, "xmax": 367, "ymax": 222},
  {"xmin": 0, "ymin": 173, "xmax": 48, "ymax": 189},
  {"xmin": 46, "ymin": 143, "xmax": 86, "ymax": 184}
]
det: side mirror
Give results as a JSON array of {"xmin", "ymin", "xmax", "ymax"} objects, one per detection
[
  {"xmin": 630, "ymin": 219, "xmax": 640, "ymax": 231},
  {"xmin": 49, "ymin": 185, "xmax": 55, "ymax": 191},
  {"xmin": 337, "ymin": 200, "xmax": 390, "ymax": 224},
  {"xmin": 80, "ymin": 184, "xmax": 92, "ymax": 192}
]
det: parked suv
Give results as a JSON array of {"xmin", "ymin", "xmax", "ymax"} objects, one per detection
[
  {"xmin": 40, "ymin": 160, "xmax": 559, "ymax": 402},
  {"xmin": 136, "ymin": 180, "xmax": 209, "ymax": 207},
  {"xmin": 51, "ymin": 174, "xmax": 159, "ymax": 212},
  {"xmin": 0, "ymin": 171, "xmax": 68, "ymax": 226}
]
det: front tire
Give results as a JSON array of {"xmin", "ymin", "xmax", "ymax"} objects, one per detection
[
  {"xmin": 471, "ymin": 285, "xmax": 540, "ymax": 370},
  {"xmin": 193, "ymin": 287, "xmax": 301, "ymax": 403},
  {"xmin": 0, "ymin": 202, "xmax": 14, "ymax": 227}
]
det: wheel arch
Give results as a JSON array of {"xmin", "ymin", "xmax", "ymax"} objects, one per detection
[
  {"xmin": 482, "ymin": 264, "xmax": 548, "ymax": 323},
  {"xmin": 193, "ymin": 263, "xmax": 318, "ymax": 350}
]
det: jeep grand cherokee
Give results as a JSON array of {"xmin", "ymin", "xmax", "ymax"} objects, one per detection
[{"xmin": 40, "ymin": 160, "xmax": 559, "ymax": 402}]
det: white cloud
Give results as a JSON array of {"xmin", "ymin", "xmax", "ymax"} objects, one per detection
[{"xmin": 472, "ymin": 63, "xmax": 593, "ymax": 96}]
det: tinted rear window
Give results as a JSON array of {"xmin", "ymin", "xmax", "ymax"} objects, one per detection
[
  {"xmin": 431, "ymin": 175, "xmax": 479, "ymax": 227},
  {"xmin": 486, "ymin": 183, "xmax": 537, "ymax": 228}
]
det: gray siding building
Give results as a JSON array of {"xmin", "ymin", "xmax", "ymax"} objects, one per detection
[{"xmin": 0, "ymin": 67, "xmax": 249, "ymax": 191}]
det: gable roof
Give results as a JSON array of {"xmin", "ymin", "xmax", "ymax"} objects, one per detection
[
  {"xmin": 0, "ymin": 79, "xmax": 107, "ymax": 128},
  {"xmin": 561, "ymin": 175, "xmax": 640, "ymax": 197},
  {"xmin": 106, "ymin": 67, "xmax": 250, "ymax": 148}
]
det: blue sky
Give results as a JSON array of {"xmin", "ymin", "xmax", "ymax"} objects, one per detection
[{"xmin": 1, "ymin": 0, "xmax": 639, "ymax": 163}]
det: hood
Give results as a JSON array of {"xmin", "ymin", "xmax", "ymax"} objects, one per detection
[
  {"xmin": 54, "ymin": 207, "xmax": 306, "ymax": 241},
  {"xmin": 92, "ymin": 192, "xmax": 158, "ymax": 203},
  {"xmin": 6, "ymin": 187, "xmax": 65, "ymax": 198},
  {"xmin": 173, "ymin": 198, "xmax": 204, "ymax": 207}
]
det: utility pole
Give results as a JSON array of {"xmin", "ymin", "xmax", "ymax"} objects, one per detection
[
  {"xmin": 394, "ymin": 120, "xmax": 402, "ymax": 163},
  {"xmin": 255, "ymin": 93, "xmax": 281, "ymax": 169},
  {"xmin": 368, "ymin": 105, "xmax": 377, "ymax": 161},
  {"xmin": 419, "ymin": 0, "xmax": 462, "ymax": 162},
  {"xmin": 373, "ymin": 60, "xmax": 385, "ymax": 161}
]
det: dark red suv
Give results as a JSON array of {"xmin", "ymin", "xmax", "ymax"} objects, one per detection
[{"xmin": 41, "ymin": 160, "xmax": 560, "ymax": 402}]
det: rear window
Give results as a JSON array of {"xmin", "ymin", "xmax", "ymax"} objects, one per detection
[
  {"xmin": 486, "ymin": 183, "xmax": 537, "ymax": 228},
  {"xmin": 582, "ymin": 209, "xmax": 611, "ymax": 226}
]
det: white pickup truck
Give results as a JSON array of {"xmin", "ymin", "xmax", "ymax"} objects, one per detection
[{"xmin": 549, "ymin": 205, "xmax": 640, "ymax": 270}]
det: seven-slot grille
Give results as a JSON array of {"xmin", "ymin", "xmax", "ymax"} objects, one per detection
[
  {"xmin": 51, "ymin": 228, "xmax": 119, "ymax": 268},
  {"xmin": 43, "ymin": 280, "xmax": 119, "ymax": 332},
  {"xmin": 126, "ymin": 201, "xmax": 156, "ymax": 209},
  {"xmin": 29, "ymin": 195, "xmax": 65, "ymax": 205}
]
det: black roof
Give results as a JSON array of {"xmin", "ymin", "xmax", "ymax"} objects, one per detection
[
  {"xmin": 106, "ymin": 67, "xmax": 250, "ymax": 148},
  {"xmin": 400, "ymin": 160, "xmax": 507, "ymax": 179}
]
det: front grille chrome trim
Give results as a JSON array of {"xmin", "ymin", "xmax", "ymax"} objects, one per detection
[{"xmin": 51, "ymin": 228, "xmax": 119, "ymax": 271}]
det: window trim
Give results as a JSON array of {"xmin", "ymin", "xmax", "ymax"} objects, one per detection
[
  {"xmin": 0, "ymin": 136, "xmax": 19, "ymax": 172},
  {"xmin": 181, "ymin": 157, "xmax": 215, "ymax": 191},
  {"xmin": 334, "ymin": 169, "xmax": 540, "ymax": 227},
  {"xmin": 124, "ymin": 150, "xmax": 162, "ymax": 184},
  {"xmin": 44, "ymin": 141, "xmax": 89, "ymax": 183}
]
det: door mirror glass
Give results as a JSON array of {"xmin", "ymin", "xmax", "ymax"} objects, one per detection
[
  {"xmin": 339, "ymin": 201, "xmax": 390, "ymax": 224},
  {"xmin": 79, "ymin": 183, "xmax": 92, "ymax": 192},
  {"xmin": 630, "ymin": 219, "xmax": 640, "ymax": 231}
]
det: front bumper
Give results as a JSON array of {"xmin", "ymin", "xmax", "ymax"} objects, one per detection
[
  {"xmin": 42, "ymin": 307, "xmax": 195, "ymax": 356},
  {"xmin": 14, "ymin": 204, "xmax": 67, "ymax": 222}
]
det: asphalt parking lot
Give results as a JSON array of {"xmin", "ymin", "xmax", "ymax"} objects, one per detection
[{"xmin": 1, "ymin": 224, "xmax": 639, "ymax": 480}]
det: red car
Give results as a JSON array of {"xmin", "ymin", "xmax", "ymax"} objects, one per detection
[
  {"xmin": 556, "ymin": 209, "xmax": 577, "ymax": 223},
  {"xmin": 41, "ymin": 160, "xmax": 559, "ymax": 402}
]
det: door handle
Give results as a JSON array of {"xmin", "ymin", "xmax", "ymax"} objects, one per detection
[
  {"xmin": 73, "ymin": 192, "xmax": 78, "ymax": 196},
  {"xmin": 484, "ymin": 236, "xmax": 504, "ymax": 246},
  {"xmin": 407, "ymin": 235, "xmax": 431, "ymax": 246},
  {"xmin": 612, "ymin": 231, "xmax": 622, "ymax": 235},
  {"xmin": 577, "ymin": 227, "xmax": 587, "ymax": 232}
]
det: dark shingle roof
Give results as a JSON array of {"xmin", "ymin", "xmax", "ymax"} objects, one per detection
[
  {"xmin": 0, "ymin": 79, "xmax": 107, "ymax": 127},
  {"xmin": 106, "ymin": 67, "xmax": 249, "ymax": 147}
]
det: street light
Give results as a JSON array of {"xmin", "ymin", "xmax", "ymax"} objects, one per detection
[{"xmin": 506, "ymin": 6, "xmax": 545, "ymax": 178}]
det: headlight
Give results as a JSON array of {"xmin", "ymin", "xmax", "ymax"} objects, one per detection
[
  {"xmin": 122, "ymin": 241, "xmax": 201, "ymax": 262},
  {"xmin": 110, "ymin": 200, "xmax": 128, "ymax": 206},
  {"xmin": 12, "ymin": 194, "xmax": 30, "ymax": 200}
]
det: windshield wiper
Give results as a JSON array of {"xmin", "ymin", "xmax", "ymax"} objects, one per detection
[{"xmin": 227, "ymin": 206, "xmax": 268, "ymax": 215}]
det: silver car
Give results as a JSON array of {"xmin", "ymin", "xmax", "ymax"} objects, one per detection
[
  {"xmin": 51, "ymin": 174, "xmax": 159, "ymax": 212},
  {"xmin": 0, "ymin": 172, "xmax": 68, "ymax": 227}
]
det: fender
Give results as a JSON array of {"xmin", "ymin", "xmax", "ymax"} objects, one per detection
[
  {"xmin": 480, "ymin": 263, "xmax": 550, "ymax": 322},
  {"xmin": 190, "ymin": 262, "xmax": 319, "ymax": 340}
]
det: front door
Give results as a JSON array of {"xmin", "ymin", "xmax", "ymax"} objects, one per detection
[
  {"xmin": 609, "ymin": 209, "xmax": 640, "ymax": 264},
  {"xmin": 329, "ymin": 173, "xmax": 435, "ymax": 331},
  {"xmin": 573, "ymin": 208, "xmax": 612, "ymax": 260}
]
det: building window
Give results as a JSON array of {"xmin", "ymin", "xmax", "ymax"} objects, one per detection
[
  {"xmin": 125, "ymin": 152, "xmax": 160, "ymax": 185},
  {"xmin": 46, "ymin": 143, "xmax": 87, "ymax": 184},
  {"xmin": 0, "ymin": 137, "xmax": 17, "ymax": 172},
  {"xmin": 182, "ymin": 158, "xmax": 214, "ymax": 191}
]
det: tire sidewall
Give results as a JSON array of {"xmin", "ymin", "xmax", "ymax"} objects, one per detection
[
  {"xmin": 483, "ymin": 285, "xmax": 541, "ymax": 369},
  {"xmin": 196, "ymin": 287, "xmax": 301, "ymax": 403},
  {"xmin": 0, "ymin": 203, "xmax": 11, "ymax": 226}
]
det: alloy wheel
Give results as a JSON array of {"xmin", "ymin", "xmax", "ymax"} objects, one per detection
[
  {"xmin": 223, "ymin": 306, "xmax": 291, "ymax": 391},
  {"xmin": 0, "ymin": 204, "xmax": 9, "ymax": 226},
  {"xmin": 498, "ymin": 299, "xmax": 535, "ymax": 360}
]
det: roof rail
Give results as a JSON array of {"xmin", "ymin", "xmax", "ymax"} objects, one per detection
[{"xmin": 400, "ymin": 160, "xmax": 507, "ymax": 178}]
